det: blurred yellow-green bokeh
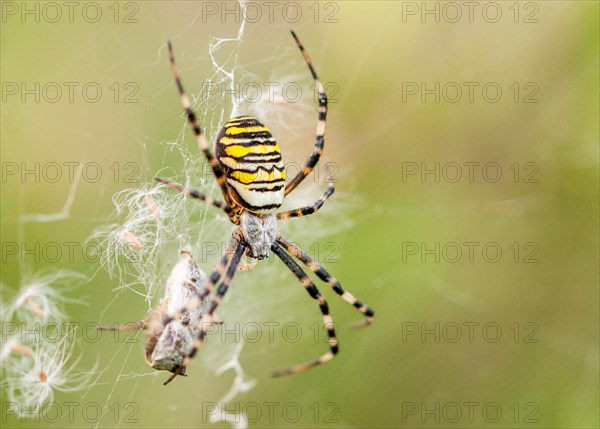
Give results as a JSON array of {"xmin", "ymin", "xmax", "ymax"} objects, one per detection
[{"xmin": 1, "ymin": 1, "xmax": 598, "ymax": 428}]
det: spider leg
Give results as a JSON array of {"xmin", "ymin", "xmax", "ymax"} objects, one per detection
[
  {"xmin": 277, "ymin": 183, "xmax": 334, "ymax": 220},
  {"xmin": 189, "ymin": 241, "xmax": 247, "ymax": 356},
  {"xmin": 154, "ymin": 177, "xmax": 231, "ymax": 214},
  {"xmin": 162, "ymin": 231, "xmax": 243, "ymax": 326},
  {"xmin": 97, "ymin": 321, "xmax": 147, "ymax": 331},
  {"xmin": 167, "ymin": 41, "xmax": 234, "ymax": 211},
  {"xmin": 277, "ymin": 236, "xmax": 375, "ymax": 328},
  {"xmin": 164, "ymin": 240, "xmax": 247, "ymax": 385},
  {"xmin": 179, "ymin": 282, "xmax": 224, "ymax": 325},
  {"xmin": 270, "ymin": 243, "xmax": 338, "ymax": 377},
  {"xmin": 285, "ymin": 31, "xmax": 328, "ymax": 196}
]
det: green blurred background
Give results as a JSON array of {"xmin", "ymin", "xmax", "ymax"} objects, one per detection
[{"xmin": 1, "ymin": 1, "xmax": 598, "ymax": 428}]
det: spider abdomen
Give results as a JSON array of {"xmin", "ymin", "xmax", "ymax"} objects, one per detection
[{"xmin": 216, "ymin": 116, "xmax": 286, "ymax": 214}]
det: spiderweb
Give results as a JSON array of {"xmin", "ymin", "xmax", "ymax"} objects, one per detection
[
  {"xmin": 2, "ymin": 2, "xmax": 362, "ymax": 426},
  {"xmin": 84, "ymin": 8, "xmax": 368, "ymax": 424}
]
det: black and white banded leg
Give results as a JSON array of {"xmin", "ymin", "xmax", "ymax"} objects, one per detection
[
  {"xmin": 285, "ymin": 31, "xmax": 328, "ymax": 196},
  {"xmin": 271, "ymin": 243, "xmax": 338, "ymax": 377},
  {"xmin": 277, "ymin": 183, "xmax": 335, "ymax": 220},
  {"xmin": 167, "ymin": 41, "xmax": 235, "ymax": 214},
  {"xmin": 277, "ymin": 236, "xmax": 374, "ymax": 328},
  {"xmin": 164, "ymin": 240, "xmax": 248, "ymax": 385},
  {"xmin": 162, "ymin": 231, "xmax": 244, "ymax": 327},
  {"xmin": 153, "ymin": 177, "xmax": 232, "ymax": 215}
]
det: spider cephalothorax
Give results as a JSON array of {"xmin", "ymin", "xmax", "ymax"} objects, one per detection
[
  {"xmin": 151, "ymin": 31, "xmax": 375, "ymax": 384},
  {"xmin": 239, "ymin": 212, "xmax": 277, "ymax": 259}
]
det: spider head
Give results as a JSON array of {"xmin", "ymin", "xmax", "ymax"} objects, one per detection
[{"xmin": 240, "ymin": 212, "xmax": 277, "ymax": 259}]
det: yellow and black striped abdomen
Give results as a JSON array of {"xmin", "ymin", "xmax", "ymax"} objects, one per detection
[{"xmin": 216, "ymin": 116, "xmax": 286, "ymax": 214}]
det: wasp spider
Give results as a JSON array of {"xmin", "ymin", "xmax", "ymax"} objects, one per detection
[{"xmin": 155, "ymin": 31, "xmax": 375, "ymax": 385}]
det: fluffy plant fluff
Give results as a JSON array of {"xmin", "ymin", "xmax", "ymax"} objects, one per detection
[
  {"xmin": 4, "ymin": 329, "xmax": 93, "ymax": 408},
  {"xmin": 4, "ymin": 271, "xmax": 86, "ymax": 324},
  {"xmin": 0, "ymin": 271, "xmax": 92, "ymax": 418}
]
